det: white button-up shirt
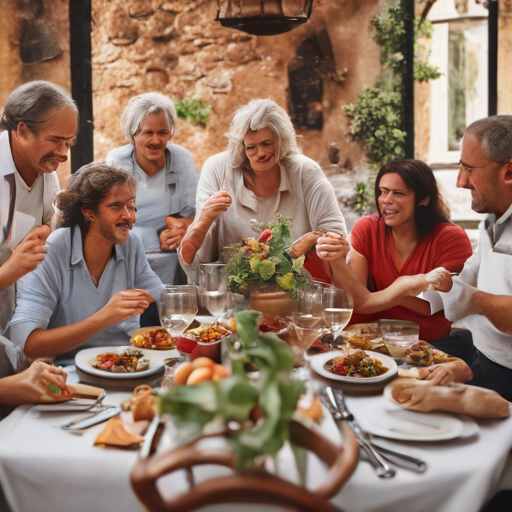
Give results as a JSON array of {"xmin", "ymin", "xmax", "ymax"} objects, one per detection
[{"xmin": 441, "ymin": 202, "xmax": 512, "ymax": 368}]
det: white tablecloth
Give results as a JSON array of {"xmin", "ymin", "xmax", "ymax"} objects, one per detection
[{"xmin": 0, "ymin": 391, "xmax": 511, "ymax": 512}]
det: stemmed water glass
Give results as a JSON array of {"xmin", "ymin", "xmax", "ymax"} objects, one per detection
[
  {"xmin": 199, "ymin": 263, "xmax": 229, "ymax": 322},
  {"xmin": 320, "ymin": 286, "xmax": 354, "ymax": 349},
  {"xmin": 288, "ymin": 286, "xmax": 325, "ymax": 380},
  {"xmin": 158, "ymin": 285, "xmax": 198, "ymax": 337}
]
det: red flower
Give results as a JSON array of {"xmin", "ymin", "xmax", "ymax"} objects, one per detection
[{"xmin": 258, "ymin": 228, "xmax": 272, "ymax": 243}]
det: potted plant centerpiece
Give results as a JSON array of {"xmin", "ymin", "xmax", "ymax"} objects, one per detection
[
  {"xmin": 226, "ymin": 216, "xmax": 312, "ymax": 317},
  {"xmin": 132, "ymin": 311, "xmax": 359, "ymax": 510}
]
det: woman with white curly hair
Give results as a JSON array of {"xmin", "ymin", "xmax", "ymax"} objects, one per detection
[{"xmin": 180, "ymin": 98, "xmax": 346, "ymax": 282}]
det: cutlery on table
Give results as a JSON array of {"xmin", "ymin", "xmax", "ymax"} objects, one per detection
[
  {"xmin": 60, "ymin": 405, "xmax": 122, "ymax": 431},
  {"xmin": 367, "ymin": 439, "xmax": 426, "ymax": 473},
  {"xmin": 321, "ymin": 387, "xmax": 396, "ymax": 478},
  {"xmin": 321, "ymin": 388, "xmax": 427, "ymax": 473}
]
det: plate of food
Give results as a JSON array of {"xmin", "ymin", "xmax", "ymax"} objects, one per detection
[
  {"xmin": 341, "ymin": 323, "xmax": 387, "ymax": 354},
  {"xmin": 310, "ymin": 349, "xmax": 397, "ymax": 384},
  {"xmin": 75, "ymin": 346, "xmax": 171, "ymax": 379},
  {"xmin": 130, "ymin": 326, "xmax": 176, "ymax": 350}
]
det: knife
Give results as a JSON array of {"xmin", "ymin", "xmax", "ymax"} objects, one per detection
[
  {"xmin": 61, "ymin": 405, "xmax": 122, "ymax": 431},
  {"xmin": 368, "ymin": 440, "xmax": 427, "ymax": 473},
  {"xmin": 321, "ymin": 387, "xmax": 395, "ymax": 478}
]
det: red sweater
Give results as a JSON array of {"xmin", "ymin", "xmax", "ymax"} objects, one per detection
[{"xmin": 349, "ymin": 215, "xmax": 473, "ymax": 341}]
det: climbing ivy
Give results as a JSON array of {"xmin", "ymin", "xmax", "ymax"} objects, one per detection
[{"xmin": 343, "ymin": 1, "xmax": 441, "ymax": 169}]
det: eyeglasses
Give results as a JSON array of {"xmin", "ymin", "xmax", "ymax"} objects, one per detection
[{"xmin": 458, "ymin": 160, "xmax": 494, "ymax": 174}]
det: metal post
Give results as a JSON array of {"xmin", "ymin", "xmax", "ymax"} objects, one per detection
[
  {"xmin": 69, "ymin": 0, "xmax": 94, "ymax": 173},
  {"xmin": 486, "ymin": 0, "xmax": 498, "ymax": 116},
  {"xmin": 401, "ymin": 0, "xmax": 415, "ymax": 159}
]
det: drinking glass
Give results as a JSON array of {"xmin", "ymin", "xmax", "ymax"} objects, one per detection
[
  {"xmin": 288, "ymin": 286, "xmax": 325, "ymax": 380},
  {"xmin": 199, "ymin": 263, "xmax": 229, "ymax": 321},
  {"xmin": 158, "ymin": 285, "xmax": 198, "ymax": 337},
  {"xmin": 321, "ymin": 287, "xmax": 354, "ymax": 349},
  {"xmin": 378, "ymin": 319, "xmax": 419, "ymax": 361}
]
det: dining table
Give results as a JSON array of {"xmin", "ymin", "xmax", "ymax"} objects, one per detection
[{"xmin": 0, "ymin": 359, "xmax": 512, "ymax": 512}]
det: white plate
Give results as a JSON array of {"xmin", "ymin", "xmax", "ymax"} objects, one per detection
[
  {"xmin": 75, "ymin": 346, "xmax": 177, "ymax": 380},
  {"xmin": 310, "ymin": 350, "xmax": 397, "ymax": 384},
  {"xmin": 383, "ymin": 381, "xmax": 479, "ymax": 438},
  {"xmin": 366, "ymin": 402, "xmax": 464, "ymax": 441}
]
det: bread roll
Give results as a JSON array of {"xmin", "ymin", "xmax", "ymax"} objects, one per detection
[{"xmin": 391, "ymin": 378, "xmax": 510, "ymax": 419}]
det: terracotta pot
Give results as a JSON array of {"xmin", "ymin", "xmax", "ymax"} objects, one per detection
[{"xmin": 249, "ymin": 290, "xmax": 295, "ymax": 318}]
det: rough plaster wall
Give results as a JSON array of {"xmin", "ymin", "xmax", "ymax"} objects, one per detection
[
  {"xmin": 91, "ymin": 0, "xmax": 381, "ymax": 173},
  {"xmin": 498, "ymin": 0, "xmax": 512, "ymax": 114},
  {"xmin": 0, "ymin": 0, "xmax": 71, "ymax": 188},
  {"xmin": 414, "ymin": 81, "xmax": 431, "ymax": 162}
]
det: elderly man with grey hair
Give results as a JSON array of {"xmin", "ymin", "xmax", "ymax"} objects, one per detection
[
  {"xmin": 107, "ymin": 92, "xmax": 198, "ymax": 325},
  {"xmin": 427, "ymin": 115, "xmax": 512, "ymax": 401},
  {"xmin": 0, "ymin": 81, "xmax": 77, "ymax": 364}
]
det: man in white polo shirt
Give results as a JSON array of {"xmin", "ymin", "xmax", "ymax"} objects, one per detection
[
  {"xmin": 0, "ymin": 81, "xmax": 78, "ymax": 336},
  {"xmin": 431, "ymin": 115, "xmax": 512, "ymax": 400}
]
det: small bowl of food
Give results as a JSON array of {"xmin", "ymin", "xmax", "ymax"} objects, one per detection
[
  {"xmin": 185, "ymin": 324, "xmax": 233, "ymax": 363},
  {"xmin": 130, "ymin": 326, "xmax": 175, "ymax": 350}
]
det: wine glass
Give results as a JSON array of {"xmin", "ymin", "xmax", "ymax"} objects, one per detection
[
  {"xmin": 321, "ymin": 286, "xmax": 354, "ymax": 349},
  {"xmin": 288, "ymin": 286, "xmax": 325, "ymax": 380},
  {"xmin": 158, "ymin": 285, "xmax": 198, "ymax": 337},
  {"xmin": 199, "ymin": 263, "xmax": 229, "ymax": 322}
]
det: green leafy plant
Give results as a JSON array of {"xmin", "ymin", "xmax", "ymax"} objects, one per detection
[
  {"xmin": 158, "ymin": 311, "xmax": 305, "ymax": 468},
  {"xmin": 343, "ymin": 1, "xmax": 441, "ymax": 168},
  {"xmin": 174, "ymin": 97, "xmax": 211, "ymax": 126},
  {"xmin": 354, "ymin": 180, "xmax": 376, "ymax": 215},
  {"xmin": 344, "ymin": 88, "xmax": 406, "ymax": 167},
  {"xmin": 226, "ymin": 216, "xmax": 311, "ymax": 294}
]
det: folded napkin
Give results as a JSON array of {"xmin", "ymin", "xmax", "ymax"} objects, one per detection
[
  {"xmin": 297, "ymin": 394, "xmax": 323, "ymax": 421},
  {"xmin": 391, "ymin": 378, "xmax": 510, "ymax": 419},
  {"xmin": 94, "ymin": 417, "xmax": 145, "ymax": 449}
]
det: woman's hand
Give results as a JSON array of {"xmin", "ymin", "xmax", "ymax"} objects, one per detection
[
  {"xmin": 316, "ymin": 232, "xmax": 350, "ymax": 262},
  {"xmin": 159, "ymin": 217, "xmax": 193, "ymax": 251},
  {"xmin": 0, "ymin": 361, "xmax": 73, "ymax": 405},
  {"xmin": 99, "ymin": 289, "xmax": 154, "ymax": 325},
  {"xmin": 199, "ymin": 190, "xmax": 232, "ymax": 223},
  {"xmin": 180, "ymin": 190, "xmax": 232, "ymax": 265},
  {"xmin": 289, "ymin": 231, "xmax": 322, "ymax": 259},
  {"xmin": 426, "ymin": 267, "xmax": 453, "ymax": 292}
]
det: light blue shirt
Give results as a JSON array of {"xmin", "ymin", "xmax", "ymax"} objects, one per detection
[
  {"xmin": 107, "ymin": 143, "xmax": 199, "ymax": 285},
  {"xmin": 8, "ymin": 226, "xmax": 165, "ymax": 359}
]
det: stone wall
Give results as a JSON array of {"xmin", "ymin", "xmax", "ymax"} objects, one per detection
[
  {"xmin": 91, "ymin": 0, "xmax": 381, "ymax": 172},
  {"xmin": 7, "ymin": 0, "xmax": 509, "ymax": 187},
  {"xmin": 498, "ymin": 0, "xmax": 512, "ymax": 114},
  {"xmin": 0, "ymin": 0, "xmax": 71, "ymax": 187}
]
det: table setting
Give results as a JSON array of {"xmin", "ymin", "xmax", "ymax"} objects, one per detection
[{"xmin": 1, "ymin": 217, "xmax": 512, "ymax": 512}]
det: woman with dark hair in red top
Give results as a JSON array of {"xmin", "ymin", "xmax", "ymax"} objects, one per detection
[{"xmin": 347, "ymin": 159, "xmax": 473, "ymax": 341}]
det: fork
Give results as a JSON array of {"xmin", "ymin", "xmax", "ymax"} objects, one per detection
[{"xmin": 321, "ymin": 387, "xmax": 395, "ymax": 478}]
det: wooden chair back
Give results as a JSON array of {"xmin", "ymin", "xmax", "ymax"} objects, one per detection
[{"xmin": 131, "ymin": 419, "xmax": 359, "ymax": 512}]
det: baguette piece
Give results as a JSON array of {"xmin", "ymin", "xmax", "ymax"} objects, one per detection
[{"xmin": 391, "ymin": 378, "xmax": 510, "ymax": 419}]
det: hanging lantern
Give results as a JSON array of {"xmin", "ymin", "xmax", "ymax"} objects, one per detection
[{"xmin": 216, "ymin": 0, "xmax": 314, "ymax": 36}]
